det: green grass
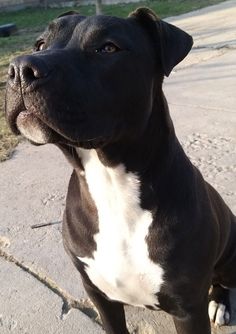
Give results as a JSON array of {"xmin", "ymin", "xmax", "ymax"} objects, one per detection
[
  {"xmin": 103, "ymin": 0, "xmax": 225, "ymax": 17},
  {"xmin": 0, "ymin": 0, "xmax": 225, "ymax": 28},
  {"xmin": 0, "ymin": 0, "xmax": 226, "ymax": 161}
]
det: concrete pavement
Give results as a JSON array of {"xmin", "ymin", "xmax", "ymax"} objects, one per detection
[{"xmin": 1, "ymin": 1, "xmax": 236, "ymax": 333}]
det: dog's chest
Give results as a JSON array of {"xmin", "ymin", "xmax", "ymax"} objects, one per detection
[{"xmin": 77, "ymin": 149, "xmax": 164, "ymax": 308}]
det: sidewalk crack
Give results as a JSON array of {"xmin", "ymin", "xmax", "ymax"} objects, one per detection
[{"xmin": 0, "ymin": 248, "xmax": 99, "ymax": 323}]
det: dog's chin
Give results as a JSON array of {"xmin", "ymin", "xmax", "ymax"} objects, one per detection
[
  {"xmin": 15, "ymin": 111, "xmax": 111, "ymax": 149},
  {"xmin": 16, "ymin": 111, "xmax": 59, "ymax": 145}
]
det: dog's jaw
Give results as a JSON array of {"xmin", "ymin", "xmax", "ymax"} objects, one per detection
[{"xmin": 16, "ymin": 111, "xmax": 52, "ymax": 144}]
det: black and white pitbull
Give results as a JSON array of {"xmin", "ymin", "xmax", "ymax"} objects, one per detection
[{"xmin": 5, "ymin": 8, "xmax": 236, "ymax": 334}]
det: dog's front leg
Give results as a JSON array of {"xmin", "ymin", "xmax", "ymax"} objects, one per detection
[
  {"xmin": 173, "ymin": 298, "xmax": 211, "ymax": 334},
  {"xmin": 82, "ymin": 278, "xmax": 129, "ymax": 334}
]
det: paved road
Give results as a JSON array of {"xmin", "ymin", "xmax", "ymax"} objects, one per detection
[{"xmin": 0, "ymin": 1, "xmax": 236, "ymax": 333}]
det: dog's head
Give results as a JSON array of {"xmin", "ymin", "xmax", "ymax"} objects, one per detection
[{"xmin": 5, "ymin": 8, "xmax": 192, "ymax": 149}]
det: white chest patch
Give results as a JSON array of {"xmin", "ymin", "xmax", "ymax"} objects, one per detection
[{"xmin": 77, "ymin": 149, "xmax": 164, "ymax": 308}]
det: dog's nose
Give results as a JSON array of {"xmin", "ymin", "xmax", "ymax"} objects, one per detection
[{"xmin": 8, "ymin": 55, "xmax": 50, "ymax": 90}]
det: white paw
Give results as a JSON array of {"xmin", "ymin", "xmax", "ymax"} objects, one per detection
[{"xmin": 208, "ymin": 300, "xmax": 230, "ymax": 326}]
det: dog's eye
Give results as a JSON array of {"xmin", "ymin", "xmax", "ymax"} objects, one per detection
[
  {"xmin": 96, "ymin": 42, "xmax": 120, "ymax": 54},
  {"xmin": 35, "ymin": 40, "xmax": 45, "ymax": 52}
]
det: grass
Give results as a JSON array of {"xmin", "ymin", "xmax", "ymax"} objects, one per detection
[{"xmin": 0, "ymin": 0, "xmax": 226, "ymax": 161}]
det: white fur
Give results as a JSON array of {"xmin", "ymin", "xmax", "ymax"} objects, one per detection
[
  {"xmin": 17, "ymin": 123, "xmax": 47, "ymax": 144},
  {"xmin": 215, "ymin": 304, "xmax": 226, "ymax": 326},
  {"xmin": 77, "ymin": 149, "xmax": 164, "ymax": 308},
  {"xmin": 208, "ymin": 300, "xmax": 218, "ymax": 322},
  {"xmin": 17, "ymin": 115, "xmax": 48, "ymax": 144},
  {"xmin": 208, "ymin": 300, "xmax": 230, "ymax": 326}
]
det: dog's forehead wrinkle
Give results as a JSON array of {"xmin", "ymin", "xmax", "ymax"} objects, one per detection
[
  {"xmin": 54, "ymin": 13, "xmax": 85, "ymax": 28},
  {"xmin": 84, "ymin": 15, "xmax": 126, "ymax": 28},
  {"xmin": 36, "ymin": 27, "xmax": 50, "ymax": 43},
  {"xmin": 77, "ymin": 16, "xmax": 133, "ymax": 45},
  {"xmin": 42, "ymin": 15, "xmax": 85, "ymax": 44}
]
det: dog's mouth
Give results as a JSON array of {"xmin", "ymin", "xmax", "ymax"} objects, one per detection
[
  {"xmin": 10, "ymin": 108, "xmax": 109, "ymax": 149},
  {"xmin": 15, "ymin": 110, "xmax": 61, "ymax": 145},
  {"xmin": 5, "ymin": 76, "xmax": 121, "ymax": 150}
]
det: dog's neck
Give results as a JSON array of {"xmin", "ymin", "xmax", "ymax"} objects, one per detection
[
  {"xmin": 88, "ymin": 91, "xmax": 177, "ymax": 174},
  {"xmin": 60, "ymin": 90, "xmax": 193, "ymax": 215}
]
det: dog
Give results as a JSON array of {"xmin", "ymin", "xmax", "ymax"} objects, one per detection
[{"xmin": 5, "ymin": 8, "xmax": 236, "ymax": 334}]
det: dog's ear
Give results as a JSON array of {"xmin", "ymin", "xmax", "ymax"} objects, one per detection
[
  {"xmin": 57, "ymin": 11, "xmax": 80, "ymax": 18},
  {"xmin": 129, "ymin": 7, "xmax": 193, "ymax": 76}
]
